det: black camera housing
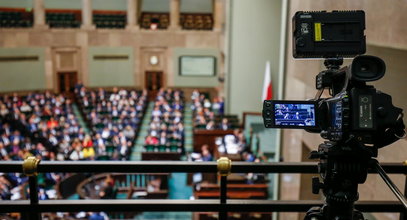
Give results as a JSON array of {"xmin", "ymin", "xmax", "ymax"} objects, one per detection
[
  {"xmin": 262, "ymin": 10, "xmax": 405, "ymax": 149},
  {"xmin": 320, "ymin": 87, "xmax": 378, "ymax": 144},
  {"xmin": 263, "ymin": 54, "xmax": 404, "ymax": 149}
]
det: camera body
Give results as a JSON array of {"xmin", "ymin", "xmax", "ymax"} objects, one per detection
[
  {"xmin": 263, "ymin": 57, "xmax": 403, "ymax": 150},
  {"xmin": 263, "ymin": 11, "xmax": 404, "ymax": 149},
  {"xmin": 318, "ymin": 82, "xmax": 401, "ymax": 145}
]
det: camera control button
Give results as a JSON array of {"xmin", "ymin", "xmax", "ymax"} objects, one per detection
[
  {"xmin": 377, "ymin": 106, "xmax": 386, "ymax": 117},
  {"xmin": 296, "ymin": 37, "xmax": 305, "ymax": 47}
]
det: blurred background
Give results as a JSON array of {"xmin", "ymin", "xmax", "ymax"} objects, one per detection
[{"xmin": 0, "ymin": 0, "xmax": 406, "ymax": 219}]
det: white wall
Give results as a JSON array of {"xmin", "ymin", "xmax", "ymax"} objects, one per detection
[
  {"xmin": 44, "ymin": 0, "xmax": 81, "ymax": 9},
  {"xmin": 88, "ymin": 47, "xmax": 135, "ymax": 87},
  {"xmin": 93, "ymin": 0, "xmax": 127, "ymax": 11},
  {"xmin": 0, "ymin": 0, "xmax": 32, "ymax": 8},
  {"xmin": 227, "ymin": 0, "xmax": 283, "ymax": 117},
  {"xmin": 141, "ymin": 0, "xmax": 170, "ymax": 12},
  {"xmin": 180, "ymin": 0, "xmax": 212, "ymax": 13},
  {"xmin": 0, "ymin": 48, "xmax": 46, "ymax": 92}
]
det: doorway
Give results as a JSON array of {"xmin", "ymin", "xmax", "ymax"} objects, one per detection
[
  {"xmin": 145, "ymin": 71, "xmax": 163, "ymax": 100},
  {"xmin": 57, "ymin": 72, "xmax": 78, "ymax": 96},
  {"xmin": 52, "ymin": 47, "xmax": 80, "ymax": 94}
]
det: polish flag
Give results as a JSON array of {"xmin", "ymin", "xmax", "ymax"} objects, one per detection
[{"xmin": 262, "ymin": 61, "xmax": 273, "ymax": 101}]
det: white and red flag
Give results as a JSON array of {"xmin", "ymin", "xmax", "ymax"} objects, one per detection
[{"xmin": 262, "ymin": 61, "xmax": 273, "ymax": 100}]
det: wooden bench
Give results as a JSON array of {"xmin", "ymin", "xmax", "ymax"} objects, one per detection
[
  {"xmin": 141, "ymin": 152, "xmax": 181, "ymax": 161},
  {"xmin": 195, "ymin": 183, "xmax": 268, "ymax": 200},
  {"xmin": 194, "ymin": 183, "xmax": 271, "ymax": 219}
]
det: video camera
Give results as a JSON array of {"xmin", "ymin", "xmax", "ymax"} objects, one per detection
[
  {"xmin": 262, "ymin": 11, "xmax": 406, "ymax": 220},
  {"xmin": 263, "ymin": 10, "xmax": 405, "ymax": 151}
]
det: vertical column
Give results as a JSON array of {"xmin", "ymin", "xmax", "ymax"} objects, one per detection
[
  {"xmin": 169, "ymin": 0, "xmax": 180, "ymax": 30},
  {"xmin": 81, "ymin": 0, "xmax": 95, "ymax": 29},
  {"xmin": 33, "ymin": 0, "xmax": 47, "ymax": 29},
  {"xmin": 126, "ymin": 0, "xmax": 139, "ymax": 30},
  {"xmin": 213, "ymin": 0, "xmax": 223, "ymax": 31}
]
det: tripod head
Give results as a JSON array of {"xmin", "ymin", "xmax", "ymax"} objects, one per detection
[{"xmin": 305, "ymin": 140, "xmax": 370, "ymax": 220}]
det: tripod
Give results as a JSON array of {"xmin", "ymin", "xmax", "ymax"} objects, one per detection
[{"xmin": 304, "ymin": 139, "xmax": 407, "ymax": 220}]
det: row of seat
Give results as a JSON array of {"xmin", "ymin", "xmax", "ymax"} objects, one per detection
[
  {"xmin": 0, "ymin": 11, "xmax": 33, "ymax": 28},
  {"xmin": 94, "ymin": 14, "xmax": 126, "ymax": 29},
  {"xmin": 0, "ymin": 20, "xmax": 32, "ymax": 28},
  {"xmin": 94, "ymin": 14, "xmax": 126, "ymax": 21},
  {"xmin": 46, "ymin": 13, "xmax": 80, "ymax": 28},
  {"xmin": 76, "ymin": 87, "xmax": 148, "ymax": 161},
  {"xmin": 145, "ymin": 144, "xmax": 182, "ymax": 153},
  {"xmin": 46, "ymin": 13, "xmax": 76, "ymax": 20},
  {"xmin": 94, "ymin": 21, "xmax": 126, "ymax": 29},
  {"xmin": 0, "ymin": 10, "xmax": 214, "ymax": 30},
  {"xmin": 140, "ymin": 13, "xmax": 170, "ymax": 29},
  {"xmin": 180, "ymin": 13, "xmax": 213, "ymax": 30},
  {"xmin": 143, "ymin": 89, "xmax": 185, "ymax": 157},
  {"xmin": 191, "ymin": 90, "xmax": 236, "ymax": 130}
]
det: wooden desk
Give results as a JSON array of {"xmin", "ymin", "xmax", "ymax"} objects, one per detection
[
  {"xmin": 195, "ymin": 212, "xmax": 272, "ymax": 220},
  {"xmin": 141, "ymin": 152, "xmax": 181, "ymax": 161},
  {"xmin": 195, "ymin": 183, "xmax": 268, "ymax": 199},
  {"xmin": 195, "ymin": 191, "xmax": 266, "ymax": 199},
  {"xmin": 194, "ymin": 183, "xmax": 271, "ymax": 220},
  {"xmin": 193, "ymin": 129, "xmax": 234, "ymax": 157}
]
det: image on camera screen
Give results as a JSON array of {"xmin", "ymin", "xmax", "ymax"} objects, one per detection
[{"xmin": 274, "ymin": 103, "xmax": 316, "ymax": 127}]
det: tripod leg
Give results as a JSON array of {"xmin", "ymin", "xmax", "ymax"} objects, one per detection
[
  {"xmin": 304, "ymin": 206, "xmax": 323, "ymax": 220},
  {"xmin": 374, "ymin": 161, "xmax": 407, "ymax": 209},
  {"xmin": 399, "ymin": 175, "xmax": 407, "ymax": 220}
]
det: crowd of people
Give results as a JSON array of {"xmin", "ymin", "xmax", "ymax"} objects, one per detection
[
  {"xmin": 0, "ymin": 121, "xmax": 32, "ymax": 202},
  {"xmin": 188, "ymin": 89, "xmax": 259, "ymax": 163},
  {"xmin": 189, "ymin": 128, "xmax": 266, "ymax": 188},
  {"xmin": 190, "ymin": 89, "xmax": 237, "ymax": 130},
  {"xmin": 76, "ymin": 86, "xmax": 148, "ymax": 160},
  {"xmin": 0, "ymin": 92, "xmax": 76, "ymax": 203},
  {"xmin": 0, "ymin": 86, "xmax": 271, "ymax": 220},
  {"xmin": 144, "ymin": 88, "xmax": 185, "ymax": 153},
  {"xmin": 0, "ymin": 92, "xmax": 85, "ymax": 161},
  {"xmin": 0, "ymin": 87, "xmax": 148, "ymax": 204},
  {"xmin": 190, "ymin": 128, "xmax": 259, "ymax": 162}
]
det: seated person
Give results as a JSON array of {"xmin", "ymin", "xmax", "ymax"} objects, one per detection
[
  {"xmin": 147, "ymin": 177, "xmax": 162, "ymax": 192},
  {"xmin": 123, "ymin": 125, "xmax": 135, "ymax": 140},
  {"xmin": 145, "ymin": 135, "xmax": 159, "ymax": 145},
  {"xmin": 190, "ymin": 144, "xmax": 213, "ymax": 162},
  {"xmin": 219, "ymin": 118, "xmax": 231, "ymax": 130},
  {"xmin": 201, "ymin": 144, "xmax": 213, "ymax": 161},
  {"xmin": 223, "ymin": 134, "xmax": 240, "ymax": 154},
  {"xmin": 206, "ymin": 121, "xmax": 215, "ymax": 130}
]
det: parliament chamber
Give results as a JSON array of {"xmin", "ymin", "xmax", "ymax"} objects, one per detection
[{"xmin": 0, "ymin": 0, "xmax": 406, "ymax": 220}]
